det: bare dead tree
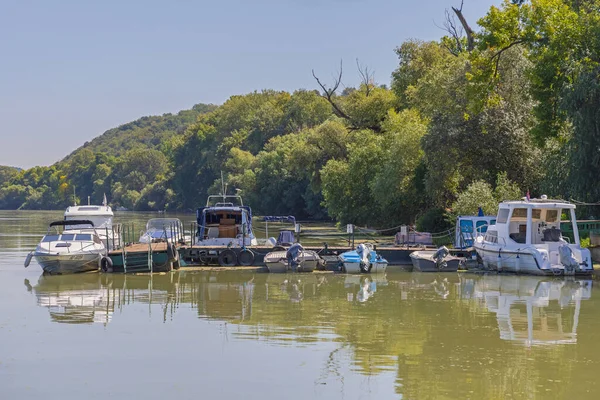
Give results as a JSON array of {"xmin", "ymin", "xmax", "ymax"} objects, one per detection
[
  {"xmin": 438, "ymin": 8, "xmax": 464, "ymax": 55},
  {"xmin": 312, "ymin": 60, "xmax": 351, "ymax": 120},
  {"xmin": 451, "ymin": 1, "xmax": 475, "ymax": 52},
  {"xmin": 356, "ymin": 58, "xmax": 375, "ymax": 96}
]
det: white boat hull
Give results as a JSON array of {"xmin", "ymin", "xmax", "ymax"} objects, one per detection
[
  {"xmin": 264, "ymin": 250, "xmax": 320, "ymax": 273},
  {"xmin": 34, "ymin": 252, "xmax": 100, "ymax": 274},
  {"xmin": 342, "ymin": 261, "xmax": 362, "ymax": 274},
  {"xmin": 475, "ymin": 245, "xmax": 593, "ymax": 276}
]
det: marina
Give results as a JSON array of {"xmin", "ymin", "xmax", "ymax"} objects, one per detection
[{"xmin": 4, "ymin": 210, "xmax": 600, "ymax": 399}]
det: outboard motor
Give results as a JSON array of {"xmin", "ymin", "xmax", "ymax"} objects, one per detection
[
  {"xmin": 559, "ymin": 244, "xmax": 579, "ymax": 274},
  {"xmin": 433, "ymin": 246, "xmax": 449, "ymax": 269},
  {"xmin": 356, "ymin": 243, "xmax": 372, "ymax": 273},
  {"xmin": 286, "ymin": 243, "xmax": 304, "ymax": 271}
]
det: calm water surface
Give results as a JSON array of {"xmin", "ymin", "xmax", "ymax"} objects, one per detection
[{"xmin": 1, "ymin": 210, "xmax": 600, "ymax": 399}]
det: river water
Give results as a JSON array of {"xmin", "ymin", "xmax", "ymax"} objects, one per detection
[{"xmin": 1, "ymin": 210, "xmax": 600, "ymax": 399}]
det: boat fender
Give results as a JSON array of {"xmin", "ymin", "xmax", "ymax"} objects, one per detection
[
  {"xmin": 238, "ymin": 249, "xmax": 255, "ymax": 266},
  {"xmin": 24, "ymin": 252, "xmax": 33, "ymax": 268},
  {"xmin": 218, "ymin": 249, "xmax": 237, "ymax": 267},
  {"xmin": 167, "ymin": 242, "xmax": 178, "ymax": 262},
  {"xmin": 100, "ymin": 256, "xmax": 113, "ymax": 272}
]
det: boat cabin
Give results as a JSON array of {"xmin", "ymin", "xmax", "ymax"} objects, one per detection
[
  {"xmin": 64, "ymin": 205, "xmax": 114, "ymax": 229},
  {"xmin": 488, "ymin": 197, "xmax": 581, "ymax": 247},
  {"xmin": 196, "ymin": 195, "xmax": 256, "ymax": 246},
  {"xmin": 455, "ymin": 215, "xmax": 496, "ymax": 249}
]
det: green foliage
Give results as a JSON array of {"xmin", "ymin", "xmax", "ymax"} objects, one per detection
[
  {"xmin": 0, "ymin": 166, "xmax": 20, "ymax": 186},
  {"xmin": 416, "ymin": 208, "xmax": 454, "ymax": 233},
  {"xmin": 452, "ymin": 173, "xmax": 523, "ymax": 216}
]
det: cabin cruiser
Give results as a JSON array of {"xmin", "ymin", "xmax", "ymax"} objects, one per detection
[
  {"xmin": 474, "ymin": 197, "xmax": 593, "ymax": 275},
  {"xmin": 263, "ymin": 243, "xmax": 324, "ymax": 273},
  {"xmin": 24, "ymin": 220, "xmax": 108, "ymax": 274},
  {"xmin": 64, "ymin": 197, "xmax": 120, "ymax": 249},
  {"xmin": 338, "ymin": 243, "xmax": 388, "ymax": 274},
  {"xmin": 139, "ymin": 218, "xmax": 188, "ymax": 244},
  {"xmin": 196, "ymin": 194, "xmax": 258, "ymax": 247}
]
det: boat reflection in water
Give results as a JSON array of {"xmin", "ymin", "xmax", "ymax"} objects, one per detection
[
  {"xmin": 461, "ymin": 274, "xmax": 592, "ymax": 346},
  {"xmin": 24, "ymin": 274, "xmax": 117, "ymax": 325}
]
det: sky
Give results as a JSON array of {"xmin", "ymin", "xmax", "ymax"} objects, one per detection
[{"xmin": 0, "ymin": 0, "xmax": 500, "ymax": 169}]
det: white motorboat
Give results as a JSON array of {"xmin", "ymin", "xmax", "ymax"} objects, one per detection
[
  {"xmin": 25, "ymin": 220, "xmax": 109, "ymax": 274},
  {"xmin": 195, "ymin": 194, "xmax": 258, "ymax": 247},
  {"xmin": 474, "ymin": 196, "xmax": 593, "ymax": 276},
  {"xmin": 139, "ymin": 218, "xmax": 189, "ymax": 244},
  {"xmin": 263, "ymin": 244, "xmax": 323, "ymax": 273},
  {"xmin": 64, "ymin": 196, "xmax": 120, "ymax": 249},
  {"xmin": 338, "ymin": 243, "xmax": 388, "ymax": 274}
]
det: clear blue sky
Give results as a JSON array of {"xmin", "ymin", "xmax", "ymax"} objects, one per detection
[{"xmin": 0, "ymin": 0, "xmax": 500, "ymax": 169}]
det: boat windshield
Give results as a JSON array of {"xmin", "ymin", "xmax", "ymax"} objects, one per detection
[
  {"xmin": 146, "ymin": 219, "xmax": 181, "ymax": 231},
  {"xmin": 41, "ymin": 234, "xmax": 96, "ymax": 242}
]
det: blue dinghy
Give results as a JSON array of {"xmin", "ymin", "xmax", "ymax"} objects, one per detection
[{"xmin": 338, "ymin": 243, "xmax": 388, "ymax": 274}]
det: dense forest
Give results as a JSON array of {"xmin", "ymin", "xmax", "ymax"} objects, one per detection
[{"xmin": 2, "ymin": 0, "xmax": 599, "ymax": 231}]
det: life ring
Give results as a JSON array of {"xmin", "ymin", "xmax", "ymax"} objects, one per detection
[
  {"xmin": 100, "ymin": 256, "xmax": 113, "ymax": 272},
  {"xmin": 24, "ymin": 252, "xmax": 33, "ymax": 268},
  {"xmin": 218, "ymin": 249, "xmax": 237, "ymax": 267},
  {"xmin": 237, "ymin": 249, "xmax": 255, "ymax": 266}
]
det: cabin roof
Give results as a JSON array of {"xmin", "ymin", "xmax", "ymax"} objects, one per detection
[
  {"xmin": 499, "ymin": 200, "xmax": 576, "ymax": 209},
  {"xmin": 64, "ymin": 205, "xmax": 114, "ymax": 216}
]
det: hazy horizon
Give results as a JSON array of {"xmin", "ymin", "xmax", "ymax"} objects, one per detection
[{"xmin": 1, "ymin": 0, "xmax": 500, "ymax": 169}]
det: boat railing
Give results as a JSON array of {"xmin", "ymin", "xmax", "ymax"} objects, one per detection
[{"xmin": 205, "ymin": 194, "xmax": 244, "ymax": 207}]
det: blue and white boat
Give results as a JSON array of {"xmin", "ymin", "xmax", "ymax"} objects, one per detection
[
  {"xmin": 338, "ymin": 243, "xmax": 388, "ymax": 274},
  {"xmin": 196, "ymin": 194, "xmax": 258, "ymax": 247}
]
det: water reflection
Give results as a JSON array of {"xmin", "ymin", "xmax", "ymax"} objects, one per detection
[
  {"xmin": 461, "ymin": 275, "xmax": 592, "ymax": 346},
  {"xmin": 26, "ymin": 272, "xmax": 592, "ymax": 349},
  {"xmin": 22, "ymin": 271, "xmax": 600, "ymax": 398},
  {"xmin": 24, "ymin": 274, "xmax": 116, "ymax": 325}
]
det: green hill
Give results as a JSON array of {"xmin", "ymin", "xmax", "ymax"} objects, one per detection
[
  {"xmin": 60, "ymin": 103, "xmax": 216, "ymax": 164},
  {"xmin": 0, "ymin": 166, "xmax": 21, "ymax": 186}
]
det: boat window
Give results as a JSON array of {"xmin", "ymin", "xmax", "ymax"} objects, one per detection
[
  {"xmin": 460, "ymin": 220, "xmax": 473, "ymax": 233},
  {"xmin": 497, "ymin": 209, "xmax": 509, "ymax": 224},
  {"xmin": 476, "ymin": 221, "xmax": 489, "ymax": 233},
  {"xmin": 532, "ymin": 209, "xmax": 541, "ymax": 219},
  {"xmin": 512, "ymin": 208, "xmax": 528, "ymax": 218},
  {"xmin": 491, "ymin": 219, "xmax": 496, "ymax": 225},
  {"xmin": 75, "ymin": 234, "xmax": 92, "ymax": 241},
  {"xmin": 55, "ymin": 243, "xmax": 71, "ymax": 247},
  {"xmin": 485, "ymin": 231, "xmax": 498, "ymax": 243},
  {"xmin": 61, "ymin": 234, "xmax": 75, "ymax": 241},
  {"xmin": 545, "ymin": 210, "xmax": 558, "ymax": 223},
  {"xmin": 42, "ymin": 235, "xmax": 60, "ymax": 242}
]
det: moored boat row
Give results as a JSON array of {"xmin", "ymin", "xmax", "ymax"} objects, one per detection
[{"xmin": 24, "ymin": 191, "xmax": 596, "ymax": 277}]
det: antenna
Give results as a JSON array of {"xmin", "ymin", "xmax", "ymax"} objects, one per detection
[{"xmin": 221, "ymin": 171, "xmax": 226, "ymax": 202}]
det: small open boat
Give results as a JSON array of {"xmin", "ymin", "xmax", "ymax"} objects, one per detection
[
  {"xmin": 263, "ymin": 243, "xmax": 323, "ymax": 273},
  {"xmin": 410, "ymin": 246, "xmax": 463, "ymax": 272},
  {"xmin": 338, "ymin": 243, "xmax": 388, "ymax": 274}
]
